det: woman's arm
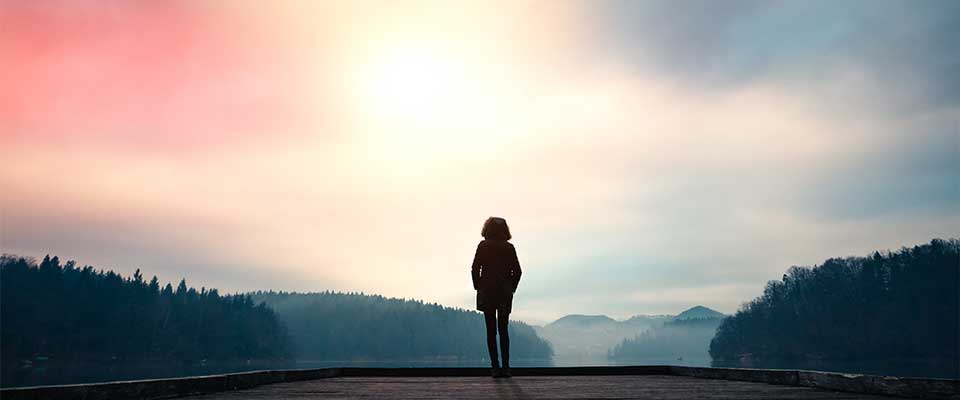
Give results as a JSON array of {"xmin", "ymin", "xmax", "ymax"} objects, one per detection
[
  {"xmin": 510, "ymin": 245, "xmax": 522, "ymax": 292},
  {"xmin": 471, "ymin": 242, "xmax": 483, "ymax": 290}
]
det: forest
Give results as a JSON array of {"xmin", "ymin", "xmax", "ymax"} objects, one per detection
[
  {"xmin": 250, "ymin": 291, "xmax": 553, "ymax": 362},
  {"xmin": 709, "ymin": 238, "xmax": 959, "ymax": 377},
  {"xmin": 0, "ymin": 255, "xmax": 289, "ymax": 386}
]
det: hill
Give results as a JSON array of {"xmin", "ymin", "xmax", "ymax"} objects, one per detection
[
  {"xmin": 675, "ymin": 305, "xmax": 724, "ymax": 320},
  {"xmin": 548, "ymin": 314, "xmax": 618, "ymax": 328},
  {"xmin": 710, "ymin": 238, "xmax": 959, "ymax": 378}
]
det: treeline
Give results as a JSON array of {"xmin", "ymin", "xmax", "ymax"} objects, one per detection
[
  {"xmin": 0, "ymin": 255, "xmax": 290, "ymax": 386},
  {"xmin": 0, "ymin": 255, "xmax": 289, "ymax": 363},
  {"xmin": 710, "ymin": 239, "xmax": 959, "ymax": 369},
  {"xmin": 250, "ymin": 291, "xmax": 554, "ymax": 361},
  {"xmin": 608, "ymin": 317, "xmax": 722, "ymax": 361}
]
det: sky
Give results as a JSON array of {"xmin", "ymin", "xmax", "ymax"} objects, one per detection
[{"xmin": 2, "ymin": 0, "xmax": 958, "ymax": 324}]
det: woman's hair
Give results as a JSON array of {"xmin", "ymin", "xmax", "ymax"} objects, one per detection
[{"xmin": 481, "ymin": 217, "xmax": 512, "ymax": 240}]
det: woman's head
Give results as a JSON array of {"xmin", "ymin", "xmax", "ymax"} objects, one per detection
[{"xmin": 481, "ymin": 217, "xmax": 512, "ymax": 241}]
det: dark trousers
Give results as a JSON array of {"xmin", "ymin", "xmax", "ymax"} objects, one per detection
[{"xmin": 483, "ymin": 309, "xmax": 509, "ymax": 368}]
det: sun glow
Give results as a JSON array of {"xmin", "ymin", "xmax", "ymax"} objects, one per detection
[
  {"xmin": 343, "ymin": 39, "xmax": 525, "ymax": 166},
  {"xmin": 360, "ymin": 44, "xmax": 475, "ymax": 122}
]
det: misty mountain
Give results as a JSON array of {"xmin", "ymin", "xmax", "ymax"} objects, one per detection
[
  {"xmin": 608, "ymin": 317, "xmax": 724, "ymax": 363},
  {"xmin": 250, "ymin": 291, "xmax": 553, "ymax": 362},
  {"xmin": 622, "ymin": 314, "xmax": 674, "ymax": 328},
  {"xmin": 535, "ymin": 306, "xmax": 720, "ymax": 363},
  {"xmin": 548, "ymin": 314, "xmax": 619, "ymax": 328},
  {"xmin": 534, "ymin": 314, "xmax": 630, "ymax": 361},
  {"xmin": 675, "ymin": 305, "xmax": 725, "ymax": 320}
]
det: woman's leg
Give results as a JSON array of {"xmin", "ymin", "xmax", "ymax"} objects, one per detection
[
  {"xmin": 497, "ymin": 310, "xmax": 510, "ymax": 368},
  {"xmin": 483, "ymin": 310, "xmax": 499, "ymax": 368}
]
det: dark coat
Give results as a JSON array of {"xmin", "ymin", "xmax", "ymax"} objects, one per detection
[{"xmin": 471, "ymin": 239, "xmax": 522, "ymax": 313}]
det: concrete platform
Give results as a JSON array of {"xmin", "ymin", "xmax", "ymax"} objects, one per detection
[{"xmin": 188, "ymin": 375, "xmax": 897, "ymax": 400}]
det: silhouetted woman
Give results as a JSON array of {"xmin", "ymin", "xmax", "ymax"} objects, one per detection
[{"xmin": 471, "ymin": 217, "xmax": 522, "ymax": 378}]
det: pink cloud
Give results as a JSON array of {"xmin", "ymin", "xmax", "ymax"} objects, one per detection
[{"xmin": 0, "ymin": 1, "xmax": 308, "ymax": 151}]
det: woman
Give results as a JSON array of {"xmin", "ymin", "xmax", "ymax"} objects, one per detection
[{"xmin": 471, "ymin": 217, "xmax": 522, "ymax": 378}]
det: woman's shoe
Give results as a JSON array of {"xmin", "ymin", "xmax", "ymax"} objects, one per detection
[
  {"xmin": 491, "ymin": 367, "xmax": 501, "ymax": 378},
  {"xmin": 500, "ymin": 367, "xmax": 512, "ymax": 378}
]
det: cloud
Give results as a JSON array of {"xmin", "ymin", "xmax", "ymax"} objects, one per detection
[
  {"xmin": 593, "ymin": 0, "xmax": 960, "ymax": 111},
  {"xmin": 0, "ymin": 1, "xmax": 316, "ymax": 152}
]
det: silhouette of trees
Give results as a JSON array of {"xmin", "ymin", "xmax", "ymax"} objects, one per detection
[
  {"xmin": 0, "ymin": 254, "xmax": 290, "ymax": 380},
  {"xmin": 250, "ymin": 291, "xmax": 554, "ymax": 361},
  {"xmin": 1, "ymin": 254, "xmax": 553, "ymax": 387},
  {"xmin": 709, "ymin": 239, "xmax": 959, "ymax": 371}
]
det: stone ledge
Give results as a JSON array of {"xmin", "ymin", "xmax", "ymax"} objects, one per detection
[
  {"xmin": 339, "ymin": 365, "xmax": 671, "ymax": 377},
  {"xmin": 0, "ymin": 368, "xmax": 340, "ymax": 400},
  {"xmin": 797, "ymin": 370, "xmax": 960, "ymax": 400},
  {"xmin": 671, "ymin": 366, "xmax": 960, "ymax": 400}
]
